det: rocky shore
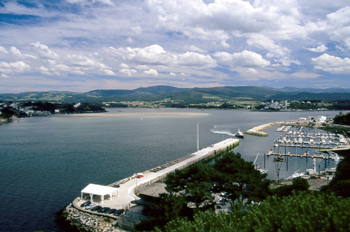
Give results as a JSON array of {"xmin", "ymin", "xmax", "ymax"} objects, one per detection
[{"xmin": 60, "ymin": 203, "xmax": 125, "ymax": 232}]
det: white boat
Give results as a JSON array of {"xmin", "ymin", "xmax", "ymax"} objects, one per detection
[
  {"xmin": 254, "ymin": 153, "xmax": 268, "ymax": 174},
  {"xmin": 235, "ymin": 129, "xmax": 244, "ymax": 138}
]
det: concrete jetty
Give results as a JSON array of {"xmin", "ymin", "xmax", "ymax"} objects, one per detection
[{"xmin": 66, "ymin": 138, "xmax": 239, "ymax": 230}]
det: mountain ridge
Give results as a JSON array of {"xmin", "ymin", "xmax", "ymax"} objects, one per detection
[{"xmin": 1, "ymin": 85, "xmax": 350, "ymax": 102}]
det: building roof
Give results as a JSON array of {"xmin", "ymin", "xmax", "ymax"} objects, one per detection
[
  {"xmin": 138, "ymin": 183, "xmax": 167, "ymax": 198},
  {"xmin": 81, "ymin": 183, "xmax": 117, "ymax": 196}
]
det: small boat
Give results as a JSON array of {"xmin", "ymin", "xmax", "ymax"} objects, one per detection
[
  {"xmin": 254, "ymin": 153, "xmax": 268, "ymax": 174},
  {"xmin": 235, "ymin": 129, "xmax": 244, "ymax": 138},
  {"xmin": 273, "ymin": 156, "xmax": 284, "ymax": 162},
  {"xmin": 257, "ymin": 168, "xmax": 268, "ymax": 174}
]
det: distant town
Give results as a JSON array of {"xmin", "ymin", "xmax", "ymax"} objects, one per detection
[
  {"xmin": 1, "ymin": 99, "xmax": 349, "ymax": 123},
  {"xmin": 104, "ymin": 99, "xmax": 337, "ymax": 111},
  {"xmin": 0, "ymin": 101, "xmax": 106, "ymax": 122}
]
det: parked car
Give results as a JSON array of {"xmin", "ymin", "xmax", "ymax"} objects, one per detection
[
  {"xmin": 80, "ymin": 201, "xmax": 91, "ymax": 207},
  {"xmin": 90, "ymin": 205, "xmax": 102, "ymax": 211},
  {"xmin": 106, "ymin": 209, "xmax": 116, "ymax": 214},
  {"xmin": 113, "ymin": 184, "xmax": 120, "ymax": 188},
  {"xmin": 98, "ymin": 207, "xmax": 110, "ymax": 213},
  {"xmin": 113, "ymin": 209, "xmax": 125, "ymax": 216},
  {"xmin": 85, "ymin": 202, "xmax": 97, "ymax": 209}
]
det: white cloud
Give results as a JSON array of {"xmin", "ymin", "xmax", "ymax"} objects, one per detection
[
  {"xmin": 1, "ymin": 1, "xmax": 350, "ymax": 91},
  {"xmin": 143, "ymin": 69, "xmax": 158, "ymax": 75},
  {"xmin": 312, "ymin": 53, "xmax": 350, "ymax": 73},
  {"xmin": 177, "ymin": 52, "xmax": 216, "ymax": 68},
  {"xmin": 66, "ymin": 0, "xmax": 114, "ymax": 6},
  {"xmin": 148, "ymin": 0, "xmax": 306, "ymax": 40},
  {"xmin": 10, "ymin": 46, "xmax": 24, "ymax": 58},
  {"xmin": 189, "ymin": 45, "xmax": 206, "ymax": 53},
  {"xmin": 326, "ymin": 6, "xmax": 350, "ymax": 48},
  {"xmin": 120, "ymin": 63, "xmax": 130, "ymax": 69},
  {"xmin": 0, "ymin": 1, "xmax": 46, "ymax": 16},
  {"xmin": 119, "ymin": 68, "xmax": 137, "ymax": 76},
  {"xmin": 31, "ymin": 42, "xmax": 59, "ymax": 60},
  {"xmin": 136, "ymin": 65, "xmax": 149, "ymax": 70},
  {"xmin": 104, "ymin": 69, "xmax": 115, "ymax": 76},
  {"xmin": 306, "ymin": 44, "xmax": 328, "ymax": 53},
  {"xmin": 247, "ymin": 34, "xmax": 301, "ymax": 66},
  {"xmin": 214, "ymin": 50, "xmax": 270, "ymax": 67},
  {"xmin": 0, "ymin": 46, "xmax": 8, "ymax": 54},
  {"xmin": 0, "ymin": 61, "xmax": 30, "ymax": 74},
  {"xmin": 291, "ymin": 72, "xmax": 321, "ymax": 79}
]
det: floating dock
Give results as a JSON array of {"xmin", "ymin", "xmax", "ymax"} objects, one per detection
[{"xmin": 267, "ymin": 151, "xmax": 343, "ymax": 160}]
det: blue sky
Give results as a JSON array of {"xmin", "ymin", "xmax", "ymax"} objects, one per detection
[{"xmin": 0, "ymin": 0, "xmax": 349, "ymax": 93}]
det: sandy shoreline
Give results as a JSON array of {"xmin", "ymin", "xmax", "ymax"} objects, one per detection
[{"xmin": 56, "ymin": 112, "xmax": 209, "ymax": 117}]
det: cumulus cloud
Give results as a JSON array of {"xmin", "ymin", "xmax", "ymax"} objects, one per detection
[
  {"xmin": 120, "ymin": 63, "xmax": 130, "ymax": 69},
  {"xmin": 312, "ymin": 53, "xmax": 350, "ymax": 73},
  {"xmin": 0, "ymin": 46, "xmax": 8, "ymax": 54},
  {"xmin": 306, "ymin": 44, "xmax": 328, "ymax": 53},
  {"xmin": 177, "ymin": 52, "xmax": 216, "ymax": 67},
  {"xmin": 0, "ymin": 61, "xmax": 30, "ymax": 74},
  {"xmin": 143, "ymin": 69, "xmax": 158, "ymax": 75},
  {"xmin": 104, "ymin": 69, "xmax": 115, "ymax": 76},
  {"xmin": 101, "ymin": 44, "xmax": 216, "ymax": 69},
  {"xmin": 149, "ymin": 0, "xmax": 306, "ymax": 40},
  {"xmin": 1, "ymin": 0, "xmax": 350, "ymax": 91},
  {"xmin": 214, "ymin": 50, "xmax": 270, "ymax": 67},
  {"xmin": 31, "ymin": 42, "xmax": 59, "ymax": 60},
  {"xmin": 119, "ymin": 68, "xmax": 137, "ymax": 76},
  {"xmin": 326, "ymin": 6, "xmax": 350, "ymax": 48}
]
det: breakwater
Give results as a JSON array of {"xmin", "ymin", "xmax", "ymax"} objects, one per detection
[
  {"xmin": 245, "ymin": 121, "xmax": 285, "ymax": 136},
  {"xmin": 62, "ymin": 138, "xmax": 239, "ymax": 231},
  {"xmin": 245, "ymin": 120, "xmax": 350, "ymax": 137}
]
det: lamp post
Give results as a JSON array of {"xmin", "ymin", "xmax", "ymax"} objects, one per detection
[{"xmin": 197, "ymin": 123, "xmax": 199, "ymax": 151}]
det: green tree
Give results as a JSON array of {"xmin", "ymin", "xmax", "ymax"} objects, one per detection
[
  {"xmin": 0, "ymin": 107, "xmax": 15, "ymax": 120},
  {"xmin": 136, "ymin": 193, "xmax": 187, "ymax": 231},
  {"xmin": 322, "ymin": 152, "xmax": 350, "ymax": 197},
  {"xmin": 158, "ymin": 191, "xmax": 350, "ymax": 232},
  {"xmin": 273, "ymin": 177, "xmax": 310, "ymax": 197},
  {"xmin": 165, "ymin": 162, "xmax": 216, "ymax": 209},
  {"xmin": 213, "ymin": 153, "xmax": 270, "ymax": 203}
]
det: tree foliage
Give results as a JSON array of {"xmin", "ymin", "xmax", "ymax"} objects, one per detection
[
  {"xmin": 272, "ymin": 177, "xmax": 310, "ymax": 197},
  {"xmin": 138, "ymin": 152, "xmax": 271, "ymax": 231},
  {"xmin": 322, "ymin": 151, "xmax": 350, "ymax": 197},
  {"xmin": 333, "ymin": 112, "xmax": 350, "ymax": 125},
  {"xmin": 158, "ymin": 191, "xmax": 350, "ymax": 232}
]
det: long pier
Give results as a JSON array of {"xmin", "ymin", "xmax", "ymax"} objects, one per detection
[{"xmin": 70, "ymin": 138, "xmax": 239, "ymax": 219}]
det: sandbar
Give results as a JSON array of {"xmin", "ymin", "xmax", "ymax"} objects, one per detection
[{"xmin": 58, "ymin": 112, "xmax": 208, "ymax": 117}]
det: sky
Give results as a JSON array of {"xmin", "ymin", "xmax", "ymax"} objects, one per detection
[{"xmin": 0, "ymin": 0, "xmax": 349, "ymax": 93}]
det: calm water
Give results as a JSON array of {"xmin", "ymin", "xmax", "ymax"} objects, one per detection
[{"xmin": 0, "ymin": 108, "xmax": 341, "ymax": 231}]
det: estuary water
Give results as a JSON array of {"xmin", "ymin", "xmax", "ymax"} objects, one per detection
[{"xmin": 0, "ymin": 108, "xmax": 342, "ymax": 231}]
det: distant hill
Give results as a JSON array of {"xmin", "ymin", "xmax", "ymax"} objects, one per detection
[
  {"xmin": 0, "ymin": 85, "xmax": 350, "ymax": 102},
  {"xmin": 277, "ymin": 86, "xmax": 350, "ymax": 93}
]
